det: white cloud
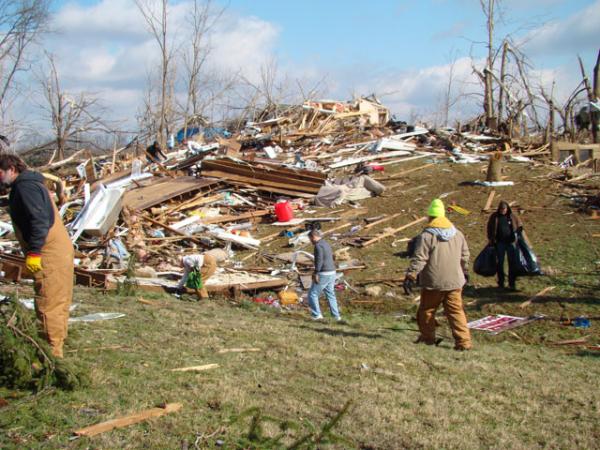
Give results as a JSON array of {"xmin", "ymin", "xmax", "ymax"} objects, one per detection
[
  {"xmin": 522, "ymin": 1, "xmax": 600, "ymax": 56},
  {"xmin": 23, "ymin": 0, "xmax": 280, "ymax": 131}
]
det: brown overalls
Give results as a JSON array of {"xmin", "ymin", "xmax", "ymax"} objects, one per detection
[
  {"xmin": 16, "ymin": 198, "xmax": 74, "ymax": 358},
  {"xmin": 197, "ymin": 254, "xmax": 217, "ymax": 299}
]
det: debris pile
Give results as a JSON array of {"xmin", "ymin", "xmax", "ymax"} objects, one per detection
[{"xmin": 0, "ymin": 95, "xmax": 596, "ymax": 303}]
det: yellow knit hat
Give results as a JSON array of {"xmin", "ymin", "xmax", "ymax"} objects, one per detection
[{"xmin": 427, "ymin": 198, "xmax": 445, "ymax": 218}]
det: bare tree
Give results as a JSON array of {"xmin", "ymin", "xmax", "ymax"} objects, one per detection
[
  {"xmin": 479, "ymin": 0, "xmax": 496, "ymax": 128},
  {"xmin": 38, "ymin": 54, "xmax": 108, "ymax": 163},
  {"xmin": 0, "ymin": 0, "xmax": 49, "ymax": 112},
  {"xmin": 135, "ymin": 0, "xmax": 175, "ymax": 145}
]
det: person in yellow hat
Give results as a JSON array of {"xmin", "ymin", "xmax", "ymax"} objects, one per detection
[{"xmin": 404, "ymin": 198, "xmax": 472, "ymax": 350}]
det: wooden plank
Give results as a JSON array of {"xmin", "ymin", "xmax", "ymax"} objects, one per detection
[
  {"xmin": 199, "ymin": 209, "xmax": 270, "ymax": 225},
  {"xmin": 214, "ymin": 179, "xmax": 316, "ymax": 198},
  {"xmin": 519, "ymin": 286, "xmax": 556, "ymax": 308},
  {"xmin": 201, "ymin": 160, "xmax": 325, "ymax": 189},
  {"xmin": 482, "ymin": 190, "xmax": 496, "ymax": 212},
  {"xmin": 171, "ymin": 364, "xmax": 219, "ymax": 372},
  {"xmin": 328, "ymin": 150, "xmax": 413, "ymax": 169},
  {"xmin": 123, "ymin": 177, "xmax": 217, "ymax": 210},
  {"xmin": 361, "ymin": 216, "xmax": 427, "ymax": 247},
  {"xmin": 202, "ymin": 169, "xmax": 320, "ymax": 194},
  {"xmin": 363, "ymin": 212, "xmax": 402, "ymax": 230},
  {"xmin": 217, "ymin": 348, "xmax": 261, "ymax": 354},
  {"xmin": 73, "ymin": 403, "xmax": 183, "ymax": 437}
]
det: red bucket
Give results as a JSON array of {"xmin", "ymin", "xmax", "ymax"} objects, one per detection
[{"xmin": 274, "ymin": 201, "xmax": 294, "ymax": 222}]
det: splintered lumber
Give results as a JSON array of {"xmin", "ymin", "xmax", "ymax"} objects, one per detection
[
  {"xmin": 199, "ymin": 209, "xmax": 270, "ymax": 225},
  {"xmin": 482, "ymin": 190, "xmax": 496, "ymax": 212},
  {"xmin": 519, "ymin": 286, "xmax": 556, "ymax": 308},
  {"xmin": 361, "ymin": 216, "xmax": 427, "ymax": 247},
  {"xmin": 73, "ymin": 403, "xmax": 183, "ymax": 437},
  {"xmin": 549, "ymin": 336, "xmax": 590, "ymax": 346},
  {"xmin": 171, "ymin": 364, "xmax": 219, "ymax": 372},
  {"xmin": 200, "ymin": 159, "xmax": 326, "ymax": 195},
  {"xmin": 328, "ymin": 150, "xmax": 413, "ymax": 169},
  {"xmin": 139, "ymin": 214, "xmax": 208, "ymax": 247},
  {"xmin": 123, "ymin": 177, "xmax": 217, "ymax": 210}
]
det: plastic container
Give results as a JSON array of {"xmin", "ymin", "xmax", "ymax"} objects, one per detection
[{"xmin": 274, "ymin": 201, "xmax": 294, "ymax": 222}]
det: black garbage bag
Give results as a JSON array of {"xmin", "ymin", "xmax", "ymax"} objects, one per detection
[
  {"xmin": 513, "ymin": 232, "xmax": 542, "ymax": 276},
  {"xmin": 474, "ymin": 245, "xmax": 498, "ymax": 277}
]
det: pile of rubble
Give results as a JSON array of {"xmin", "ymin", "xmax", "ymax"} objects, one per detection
[{"xmin": 0, "ymin": 95, "xmax": 592, "ymax": 303}]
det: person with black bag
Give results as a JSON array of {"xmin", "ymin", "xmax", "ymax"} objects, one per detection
[{"xmin": 486, "ymin": 201, "xmax": 523, "ymax": 291}]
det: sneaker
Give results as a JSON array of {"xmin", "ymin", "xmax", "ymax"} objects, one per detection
[
  {"xmin": 311, "ymin": 315, "xmax": 324, "ymax": 321},
  {"xmin": 335, "ymin": 317, "xmax": 346, "ymax": 324}
]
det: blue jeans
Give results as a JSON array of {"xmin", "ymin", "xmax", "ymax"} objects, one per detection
[
  {"xmin": 496, "ymin": 241, "xmax": 517, "ymax": 287},
  {"xmin": 308, "ymin": 273, "xmax": 340, "ymax": 319}
]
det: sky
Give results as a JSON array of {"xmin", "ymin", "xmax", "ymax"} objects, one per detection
[{"xmin": 10, "ymin": 0, "xmax": 600, "ymax": 137}]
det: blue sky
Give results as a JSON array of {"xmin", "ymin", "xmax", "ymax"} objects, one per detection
[
  {"xmin": 223, "ymin": 0, "xmax": 597, "ymax": 69},
  {"xmin": 10, "ymin": 0, "xmax": 600, "ymax": 136}
]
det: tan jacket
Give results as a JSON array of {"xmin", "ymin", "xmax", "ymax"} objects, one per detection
[{"xmin": 407, "ymin": 225, "xmax": 469, "ymax": 291}]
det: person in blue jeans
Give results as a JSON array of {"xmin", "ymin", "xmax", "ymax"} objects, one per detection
[{"xmin": 307, "ymin": 229, "xmax": 341, "ymax": 321}]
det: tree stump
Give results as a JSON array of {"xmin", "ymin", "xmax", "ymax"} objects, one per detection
[{"xmin": 486, "ymin": 152, "xmax": 503, "ymax": 182}]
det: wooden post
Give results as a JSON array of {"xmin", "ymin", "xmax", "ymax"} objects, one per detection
[{"xmin": 592, "ymin": 49, "xmax": 600, "ymax": 143}]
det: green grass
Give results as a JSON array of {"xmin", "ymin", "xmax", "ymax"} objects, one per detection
[
  {"xmin": 1, "ymin": 160, "xmax": 600, "ymax": 449},
  {"xmin": 0, "ymin": 286, "xmax": 599, "ymax": 449}
]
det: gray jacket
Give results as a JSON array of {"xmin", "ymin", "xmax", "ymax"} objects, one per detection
[{"xmin": 314, "ymin": 239, "xmax": 336, "ymax": 274}]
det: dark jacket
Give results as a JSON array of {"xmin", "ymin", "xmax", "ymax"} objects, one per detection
[
  {"xmin": 487, "ymin": 209, "xmax": 522, "ymax": 244},
  {"xmin": 314, "ymin": 239, "xmax": 336, "ymax": 274},
  {"xmin": 8, "ymin": 170, "xmax": 55, "ymax": 254}
]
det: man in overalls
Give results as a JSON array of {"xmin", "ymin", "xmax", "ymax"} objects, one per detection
[{"xmin": 0, "ymin": 154, "xmax": 74, "ymax": 358}]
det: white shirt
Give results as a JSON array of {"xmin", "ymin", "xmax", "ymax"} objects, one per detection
[{"xmin": 177, "ymin": 254, "xmax": 205, "ymax": 288}]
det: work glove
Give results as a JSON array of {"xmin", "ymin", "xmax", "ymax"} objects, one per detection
[
  {"xmin": 25, "ymin": 253, "xmax": 43, "ymax": 273},
  {"xmin": 403, "ymin": 274, "xmax": 415, "ymax": 296},
  {"xmin": 463, "ymin": 272, "xmax": 470, "ymax": 286}
]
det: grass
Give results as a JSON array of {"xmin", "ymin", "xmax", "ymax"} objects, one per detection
[
  {"xmin": 1, "ymin": 159, "xmax": 600, "ymax": 449},
  {"xmin": 1, "ymin": 287, "xmax": 599, "ymax": 449}
]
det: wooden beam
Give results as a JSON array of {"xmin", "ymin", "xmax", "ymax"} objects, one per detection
[
  {"xmin": 199, "ymin": 209, "xmax": 270, "ymax": 225},
  {"xmin": 171, "ymin": 364, "xmax": 219, "ymax": 372},
  {"xmin": 482, "ymin": 190, "xmax": 496, "ymax": 212},
  {"xmin": 519, "ymin": 286, "xmax": 556, "ymax": 308},
  {"xmin": 73, "ymin": 403, "xmax": 183, "ymax": 437},
  {"xmin": 361, "ymin": 216, "xmax": 427, "ymax": 247},
  {"xmin": 363, "ymin": 212, "xmax": 402, "ymax": 230}
]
